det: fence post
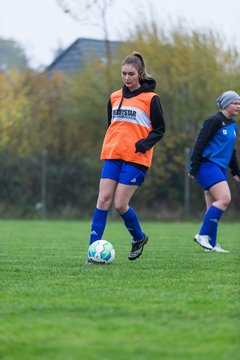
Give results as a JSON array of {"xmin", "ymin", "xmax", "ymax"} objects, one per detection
[
  {"xmin": 184, "ymin": 147, "xmax": 190, "ymax": 217},
  {"xmin": 41, "ymin": 149, "xmax": 48, "ymax": 217}
]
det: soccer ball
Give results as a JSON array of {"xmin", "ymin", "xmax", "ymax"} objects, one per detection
[{"xmin": 88, "ymin": 240, "xmax": 115, "ymax": 264}]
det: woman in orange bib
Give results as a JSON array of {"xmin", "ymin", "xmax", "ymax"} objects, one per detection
[{"xmin": 87, "ymin": 52, "xmax": 165, "ymax": 263}]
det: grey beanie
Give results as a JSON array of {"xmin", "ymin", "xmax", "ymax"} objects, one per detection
[{"xmin": 216, "ymin": 90, "xmax": 240, "ymax": 109}]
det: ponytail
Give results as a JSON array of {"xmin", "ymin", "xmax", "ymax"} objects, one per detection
[{"xmin": 122, "ymin": 52, "xmax": 151, "ymax": 80}]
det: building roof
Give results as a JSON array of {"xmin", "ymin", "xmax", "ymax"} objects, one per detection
[{"xmin": 45, "ymin": 38, "xmax": 121, "ymax": 76}]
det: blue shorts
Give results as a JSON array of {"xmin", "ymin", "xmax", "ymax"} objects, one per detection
[
  {"xmin": 101, "ymin": 160, "xmax": 146, "ymax": 186},
  {"xmin": 196, "ymin": 161, "xmax": 227, "ymax": 190}
]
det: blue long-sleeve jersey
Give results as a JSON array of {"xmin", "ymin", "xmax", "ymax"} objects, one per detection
[{"xmin": 190, "ymin": 112, "xmax": 240, "ymax": 177}]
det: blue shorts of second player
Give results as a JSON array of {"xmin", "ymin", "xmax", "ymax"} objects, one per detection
[
  {"xmin": 196, "ymin": 161, "xmax": 227, "ymax": 190},
  {"xmin": 101, "ymin": 160, "xmax": 146, "ymax": 186}
]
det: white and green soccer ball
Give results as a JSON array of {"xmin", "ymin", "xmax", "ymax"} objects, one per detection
[{"xmin": 88, "ymin": 240, "xmax": 115, "ymax": 264}]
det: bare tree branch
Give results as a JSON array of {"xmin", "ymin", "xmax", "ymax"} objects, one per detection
[
  {"xmin": 57, "ymin": 0, "xmax": 115, "ymax": 28},
  {"xmin": 56, "ymin": 0, "xmax": 116, "ymax": 92}
]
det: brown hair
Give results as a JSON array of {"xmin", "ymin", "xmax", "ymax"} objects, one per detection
[{"xmin": 122, "ymin": 52, "xmax": 151, "ymax": 80}]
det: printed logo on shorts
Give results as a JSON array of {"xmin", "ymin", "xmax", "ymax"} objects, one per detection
[{"xmin": 130, "ymin": 178, "xmax": 137, "ymax": 183}]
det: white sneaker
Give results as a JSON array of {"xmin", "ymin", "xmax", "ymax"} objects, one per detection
[
  {"xmin": 194, "ymin": 234, "xmax": 213, "ymax": 250},
  {"xmin": 205, "ymin": 244, "xmax": 229, "ymax": 253}
]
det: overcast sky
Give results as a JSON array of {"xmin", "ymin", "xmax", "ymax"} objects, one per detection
[{"xmin": 1, "ymin": 0, "xmax": 240, "ymax": 68}]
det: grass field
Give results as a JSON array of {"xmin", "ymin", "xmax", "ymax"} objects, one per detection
[{"xmin": 0, "ymin": 220, "xmax": 239, "ymax": 360}]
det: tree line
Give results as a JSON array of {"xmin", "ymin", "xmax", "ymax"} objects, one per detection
[{"xmin": 0, "ymin": 24, "xmax": 240, "ymax": 219}]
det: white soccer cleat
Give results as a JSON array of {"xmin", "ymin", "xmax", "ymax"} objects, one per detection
[
  {"xmin": 194, "ymin": 234, "xmax": 213, "ymax": 250},
  {"xmin": 205, "ymin": 244, "xmax": 230, "ymax": 253}
]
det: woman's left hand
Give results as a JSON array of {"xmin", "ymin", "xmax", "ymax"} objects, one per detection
[{"xmin": 233, "ymin": 175, "xmax": 240, "ymax": 182}]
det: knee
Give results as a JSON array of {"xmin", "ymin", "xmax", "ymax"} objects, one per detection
[
  {"xmin": 97, "ymin": 194, "xmax": 112, "ymax": 210},
  {"xmin": 220, "ymin": 194, "xmax": 231, "ymax": 210},
  {"xmin": 114, "ymin": 200, "xmax": 127, "ymax": 214}
]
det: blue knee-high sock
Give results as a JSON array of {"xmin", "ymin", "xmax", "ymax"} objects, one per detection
[
  {"xmin": 209, "ymin": 223, "xmax": 218, "ymax": 247},
  {"xmin": 120, "ymin": 206, "xmax": 144, "ymax": 242},
  {"xmin": 199, "ymin": 205, "xmax": 223, "ymax": 246},
  {"xmin": 89, "ymin": 208, "xmax": 108, "ymax": 245}
]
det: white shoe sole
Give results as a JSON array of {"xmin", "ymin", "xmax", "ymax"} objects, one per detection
[{"xmin": 205, "ymin": 248, "xmax": 230, "ymax": 253}]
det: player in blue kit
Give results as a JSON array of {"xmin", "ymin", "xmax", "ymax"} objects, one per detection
[{"xmin": 189, "ymin": 90, "xmax": 240, "ymax": 252}]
